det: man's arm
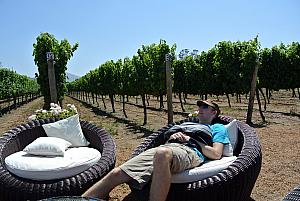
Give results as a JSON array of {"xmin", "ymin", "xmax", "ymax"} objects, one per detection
[{"xmin": 199, "ymin": 142, "xmax": 224, "ymax": 160}]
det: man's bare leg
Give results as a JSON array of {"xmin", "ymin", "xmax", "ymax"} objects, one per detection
[
  {"xmin": 149, "ymin": 147, "xmax": 173, "ymax": 201},
  {"xmin": 82, "ymin": 167, "xmax": 131, "ymax": 199}
]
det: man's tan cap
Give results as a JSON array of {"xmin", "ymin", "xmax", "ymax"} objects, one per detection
[{"xmin": 196, "ymin": 99, "xmax": 220, "ymax": 116}]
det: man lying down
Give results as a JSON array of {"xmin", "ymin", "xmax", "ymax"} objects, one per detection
[{"xmin": 83, "ymin": 99, "xmax": 230, "ymax": 201}]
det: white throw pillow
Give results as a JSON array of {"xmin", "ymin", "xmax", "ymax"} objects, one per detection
[
  {"xmin": 222, "ymin": 119, "xmax": 238, "ymax": 156},
  {"xmin": 225, "ymin": 119, "xmax": 238, "ymax": 149},
  {"xmin": 23, "ymin": 137, "xmax": 72, "ymax": 156},
  {"xmin": 222, "ymin": 143, "xmax": 234, "ymax": 157},
  {"xmin": 42, "ymin": 114, "xmax": 90, "ymax": 147}
]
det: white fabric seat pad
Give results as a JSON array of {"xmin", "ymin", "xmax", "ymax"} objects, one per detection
[
  {"xmin": 5, "ymin": 147, "xmax": 101, "ymax": 180},
  {"xmin": 171, "ymin": 156, "xmax": 237, "ymax": 183}
]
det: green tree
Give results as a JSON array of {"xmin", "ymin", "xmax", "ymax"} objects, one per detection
[
  {"xmin": 33, "ymin": 32, "xmax": 78, "ymax": 109},
  {"xmin": 286, "ymin": 42, "xmax": 300, "ymax": 97}
]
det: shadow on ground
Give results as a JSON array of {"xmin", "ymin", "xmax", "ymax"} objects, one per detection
[{"xmin": 69, "ymin": 96, "xmax": 154, "ymax": 138}]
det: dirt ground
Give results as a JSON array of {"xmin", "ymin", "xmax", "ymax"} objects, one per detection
[{"xmin": 0, "ymin": 90, "xmax": 299, "ymax": 201}]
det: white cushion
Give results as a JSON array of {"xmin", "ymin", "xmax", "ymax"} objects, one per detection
[
  {"xmin": 222, "ymin": 143, "xmax": 234, "ymax": 156},
  {"xmin": 42, "ymin": 114, "xmax": 90, "ymax": 147},
  {"xmin": 23, "ymin": 137, "xmax": 71, "ymax": 156},
  {"xmin": 171, "ymin": 156, "xmax": 237, "ymax": 183},
  {"xmin": 224, "ymin": 119, "xmax": 238, "ymax": 151},
  {"xmin": 221, "ymin": 120, "xmax": 238, "ymax": 157},
  {"xmin": 5, "ymin": 147, "xmax": 101, "ymax": 180}
]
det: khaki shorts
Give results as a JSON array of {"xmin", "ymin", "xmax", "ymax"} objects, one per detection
[{"xmin": 120, "ymin": 143, "xmax": 203, "ymax": 190}]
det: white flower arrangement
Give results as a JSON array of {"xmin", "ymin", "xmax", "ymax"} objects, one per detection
[
  {"xmin": 28, "ymin": 103, "xmax": 78, "ymax": 120},
  {"xmin": 188, "ymin": 110, "xmax": 199, "ymax": 117}
]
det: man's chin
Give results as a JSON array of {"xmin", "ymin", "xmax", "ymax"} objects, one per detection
[
  {"xmin": 198, "ymin": 115, "xmax": 211, "ymax": 122},
  {"xmin": 198, "ymin": 117, "xmax": 206, "ymax": 121},
  {"xmin": 198, "ymin": 114, "xmax": 210, "ymax": 118}
]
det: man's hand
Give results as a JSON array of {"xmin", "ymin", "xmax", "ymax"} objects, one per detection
[{"xmin": 169, "ymin": 132, "xmax": 190, "ymax": 142}]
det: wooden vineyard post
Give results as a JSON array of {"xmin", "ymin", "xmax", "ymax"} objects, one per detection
[
  {"xmin": 166, "ymin": 53, "xmax": 173, "ymax": 124},
  {"xmin": 46, "ymin": 52, "xmax": 58, "ymax": 104},
  {"xmin": 246, "ymin": 54, "xmax": 259, "ymax": 125}
]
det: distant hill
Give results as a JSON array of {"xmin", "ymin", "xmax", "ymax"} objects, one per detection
[
  {"xmin": 66, "ymin": 72, "xmax": 80, "ymax": 82},
  {"xmin": 28, "ymin": 72, "xmax": 80, "ymax": 82}
]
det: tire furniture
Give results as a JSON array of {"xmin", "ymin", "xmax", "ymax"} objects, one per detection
[
  {"xmin": 129, "ymin": 116, "xmax": 262, "ymax": 201},
  {"xmin": 0, "ymin": 119, "xmax": 116, "ymax": 201},
  {"xmin": 282, "ymin": 184, "xmax": 300, "ymax": 201}
]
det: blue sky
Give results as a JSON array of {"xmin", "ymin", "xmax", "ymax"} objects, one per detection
[{"xmin": 0, "ymin": 0, "xmax": 299, "ymax": 77}]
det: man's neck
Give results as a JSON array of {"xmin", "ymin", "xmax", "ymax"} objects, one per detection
[{"xmin": 199, "ymin": 119, "xmax": 212, "ymax": 125}]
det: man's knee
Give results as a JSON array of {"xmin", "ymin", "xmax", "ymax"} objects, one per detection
[
  {"xmin": 108, "ymin": 167, "xmax": 124, "ymax": 177},
  {"xmin": 153, "ymin": 147, "xmax": 173, "ymax": 165}
]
